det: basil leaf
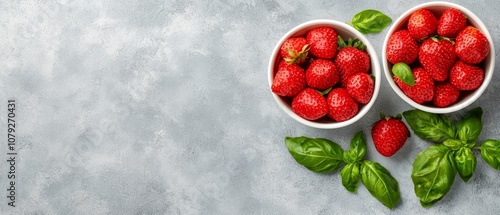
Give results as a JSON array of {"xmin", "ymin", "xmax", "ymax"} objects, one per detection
[
  {"xmin": 392, "ymin": 62, "xmax": 414, "ymax": 86},
  {"xmin": 350, "ymin": 9, "xmax": 392, "ymax": 34},
  {"xmin": 443, "ymin": 139, "xmax": 463, "ymax": 151},
  {"xmin": 457, "ymin": 107, "xmax": 483, "ymax": 146},
  {"xmin": 285, "ymin": 137, "xmax": 344, "ymax": 173},
  {"xmin": 412, "ymin": 144, "xmax": 456, "ymax": 207},
  {"xmin": 341, "ymin": 163, "xmax": 361, "ymax": 193},
  {"xmin": 361, "ymin": 160, "xmax": 401, "ymax": 209},
  {"xmin": 454, "ymin": 147, "xmax": 477, "ymax": 182},
  {"xmin": 480, "ymin": 139, "xmax": 500, "ymax": 170},
  {"xmin": 402, "ymin": 109, "xmax": 456, "ymax": 143},
  {"xmin": 343, "ymin": 131, "xmax": 367, "ymax": 163}
]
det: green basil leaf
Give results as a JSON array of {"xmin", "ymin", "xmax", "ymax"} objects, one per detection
[
  {"xmin": 443, "ymin": 139, "xmax": 463, "ymax": 151},
  {"xmin": 454, "ymin": 147, "xmax": 477, "ymax": 182},
  {"xmin": 343, "ymin": 131, "xmax": 367, "ymax": 163},
  {"xmin": 457, "ymin": 107, "xmax": 483, "ymax": 146},
  {"xmin": 412, "ymin": 144, "xmax": 456, "ymax": 207},
  {"xmin": 285, "ymin": 137, "xmax": 344, "ymax": 173},
  {"xmin": 350, "ymin": 9, "xmax": 392, "ymax": 34},
  {"xmin": 361, "ymin": 160, "xmax": 400, "ymax": 209},
  {"xmin": 341, "ymin": 163, "xmax": 361, "ymax": 193},
  {"xmin": 480, "ymin": 139, "xmax": 500, "ymax": 170},
  {"xmin": 392, "ymin": 62, "xmax": 414, "ymax": 86},
  {"xmin": 402, "ymin": 109, "xmax": 456, "ymax": 143}
]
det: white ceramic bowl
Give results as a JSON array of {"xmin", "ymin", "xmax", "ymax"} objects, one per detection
[
  {"xmin": 382, "ymin": 1, "xmax": 495, "ymax": 114},
  {"xmin": 268, "ymin": 19, "xmax": 381, "ymax": 129}
]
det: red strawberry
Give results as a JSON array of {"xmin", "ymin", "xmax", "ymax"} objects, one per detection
[
  {"xmin": 386, "ymin": 30, "xmax": 419, "ymax": 65},
  {"xmin": 292, "ymin": 88, "xmax": 328, "ymax": 120},
  {"xmin": 433, "ymin": 82, "xmax": 460, "ymax": 107},
  {"xmin": 346, "ymin": 73, "xmax": 374, "ymax": 104},
  {"xmin": 306, "ymin": 59, "xmax": 339, "ymax": 90},
  {"xmin": 455, "ymin": 26, "xmax": 490, "ymax": 64},
  {"xmin": 450, "ymin": 61, "xmax": 485, "ymax": 91},
  {"xmin": 334, "ymin": 38, "xmax": 370, "ymax": 87},
  {"xmin": 306, "ymin": 27, "xmax": 338, "ymax": 59},
  {"xmin": 419, "ymin": 38, "xmax": 456, "ymax": 81},
  {"xmin": 326, "ymin": 88, "xmax": 359, "ymax": 122},
  {"xmin": 280, "ymin": 37, "xmax": 309, "ymax": 64},
  {"xmin": 371, "ymin": 114, "xmax": 409, "ymax": 157},
  {"xmin": 271, "ymin": 63, "xmax": 306, "ymax": 97},
  {"xmin": 407, "ymin": 9, "xmax": 438, "ymax": 40},
  {"xmin": 438, "ymin": 8, "xmax": 467, "ymax": 38},
  {"xmin": 394, "ymin": 68, "xmax": 434, "ymax": 104}
]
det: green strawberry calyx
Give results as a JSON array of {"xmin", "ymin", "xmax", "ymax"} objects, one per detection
[
  {"xmin": 338, "ymin": 35, "xmax": 366, "ymax": 51},
  {"xmin": 284, "ymin": 44, "xmax": 310, "ymax": 65}
]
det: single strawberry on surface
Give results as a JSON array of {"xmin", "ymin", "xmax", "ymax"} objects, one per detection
[
  {"xmin": 280, "ymin": 37, "xmax": 309, "ymax": 65},
  {"xmin": 449, "ymin": 61, "xmax": 485, "ymax": 91},
  {"xmin": 386, "ymin": 30, "xmax": 419, "ymax": 65},
  {"xmin": 437, "ymin": 8, "xmax": 467, "ymax": 38},
  {"xmin": 271, "ymin": 63, "xmax": 306, "ymax": 97},
  {"xmin": 433, "ymin": 82, "xmax": 460, "ymax": 108},
  {"xmin": 334, "ymin": 37, "xmax": 371, "ymax": 87},
  {"xmin": 407, "ymin": 9, "xmax": 438, "ymax": 40},
  {"xmin": 346, "ymin": 73, "xmax": 374, "ymax": 104},
  {"xmin": 394, "ymin": 67, "xmax": 434, "ymax": 104},
  {"xmin": 371, "ymin": 114, "xmax": 409, "ymax": 157},
  {"xmin": 455, "ymin": 26, "xmax": 490, "ymax": 64},
  {"xmin": 326, "ymin": 88, "xmax": 359, "ymax": 122},
  {"xmin": 419, "ymin": 37, "xmax": 456, "ymax": 81},
  {"xmin": 306, "ymin": 27, "xmax": 338, "ymax": 59},
  {"xmin": 306, "ymin": 59, "xmax": 339, "ymax": 90},
  {"xmin": 292, "ymin": 88, "xmax": 328, "ymax": 121}
]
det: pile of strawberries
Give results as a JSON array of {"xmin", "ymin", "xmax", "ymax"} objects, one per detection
[
  {"xmin": 271, "ymin": 27, "xmax": 374, "ymax": 122},
  {"xmin": 386, "ymin": 8, "xmax": 490, "ymax": 107}
]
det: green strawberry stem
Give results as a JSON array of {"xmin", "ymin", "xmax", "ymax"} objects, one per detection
[{"xmin": 337, "ymin": 35, "xmax": 366, "ymax": 51}]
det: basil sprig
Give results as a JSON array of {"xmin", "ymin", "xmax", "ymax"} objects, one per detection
[
  {"xmin": 285, "ymin": 131, "xmax": 400, "ymax": 209},
  {"xmin": 350, "ymin": 10, "xmax": 392, "ymax": 34},
  {"xmin": 403, "ymin": 107, "xmax": 500, "ymax": 207}
]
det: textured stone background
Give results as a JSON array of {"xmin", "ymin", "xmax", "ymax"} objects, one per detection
[{"xmin": 1, "ymin": 0, "xmax": 500, "ymax": 214}]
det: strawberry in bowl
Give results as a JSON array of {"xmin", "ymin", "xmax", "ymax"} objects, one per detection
[
  {"xmin": 383, "ymin": 1, "xmax": 495, "ymax": 114},
  {"xmin": 268, "ymin": 19, "xmax": 381, "ymax": 129}
]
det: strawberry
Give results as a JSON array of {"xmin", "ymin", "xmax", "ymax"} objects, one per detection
[
  {"xmin": 407, "ymin": 9, "xmax": 438, "ymax": 40},
  {"xmin": 394, "ymin": 68, "xmax": 434, "ymax": 104},
  {"xmin": 450, "ymin": 61, "xmax": 485, "ymax": 91},
  {"xmin": 386, "ymin": 30, "xmax": 419, "ymax": 65},
  {"xmin": 326, "ymin": 88, "xmax": 359, "ymax": 122},
  {"xmin": 306, "ymin": 27, "xmax": 338, "ymax": 59},
  {"xmin": 419, "ymin": 38, "xmax": 456, "ymax": 81},
  {"xmin": 334, "ymin": 37, "xmax": 370, "ymax": 87},
  {"xmin": 292, "ymin": 88, "xmax": 328, "ymax": 120},
  {"xmin": 280, "ymin": 37, "xmax": 309, "ymax": 64},
  {"xmin": 438, "ymin": 8, "xmax": 467, "ymax": 38},
  {"xmin": 271, "ymin": 63, "xmax": 306, "ymax": 97},
  {"xmin": 346, "ymin": 73, "xmax": 374, "ymax": 104},
  {"xmin": 455, "ymin": 26, "xmax": 490, "ymax": 64},
  {"xmin": 371, "ymin": 114, "xmax": 409, "ymax": 157},
  {"xmin": 433, "ymin": 82, "xmax": 460, "ymax": 107},
  {"xmin": 306, "ymin": 59, "xmax": 339, "ymax": 90}
]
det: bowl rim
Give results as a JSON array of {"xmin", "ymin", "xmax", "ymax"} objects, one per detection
[
  {"xmin": 382, "ymin": 1, "xmax": 495, "ymax": 114},
  {"xmin": 268, "ymin": 19, "xmax": 381, "ymax": 129}
]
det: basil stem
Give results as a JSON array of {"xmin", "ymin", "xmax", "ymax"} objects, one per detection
[
  {"xmin": 402, "ymin": 109, "xmax": 456, "ymax": 143},
  {"xmin": 480, "ymin": 139, "xmax": 500, "ymax": 170},
  {"xmin": 412, "ymin": 144, "xmax": 456, "ymax": 207},
  {"xmin": 361, "ymin": 160, "xmax": 401, "ymax": 209},
  {"xmin": 285, "ymin": 137, "xmax": 344, "ymax": 173}
]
